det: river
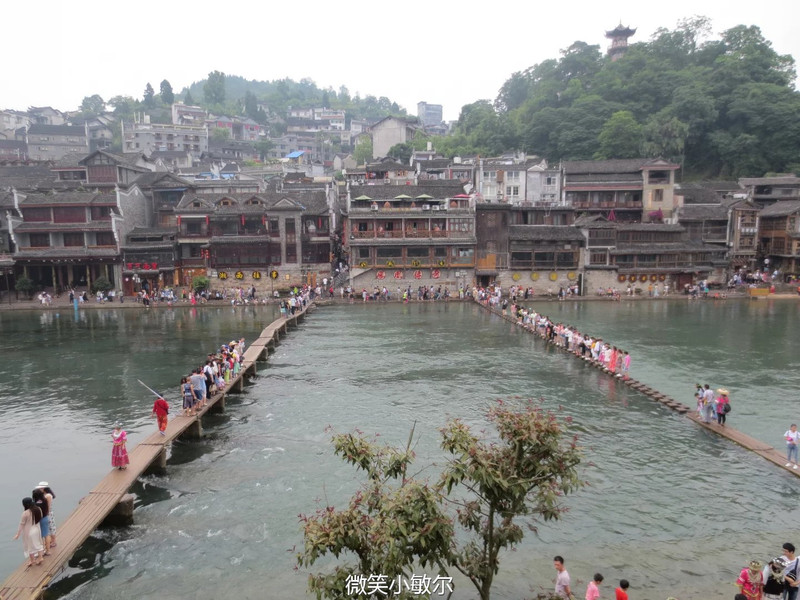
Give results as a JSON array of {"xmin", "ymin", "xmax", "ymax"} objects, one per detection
[{"xmin": 1, "ymin": 299, "xmax": 798, "ymax": 600}]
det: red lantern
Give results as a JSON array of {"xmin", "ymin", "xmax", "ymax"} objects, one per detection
[
  {"xmin": 177, "ymin": 216, "xmax": 181, "ymax": 226},
  {"xmin": 241, "ymin": 214, "xmax": 245, "ymax": 226},
  {"xmin": 205, "ymin": 215, "xmax": 210, "ymax": 226}
]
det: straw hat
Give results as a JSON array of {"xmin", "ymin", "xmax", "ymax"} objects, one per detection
[
  {"xmin": 717, "ymin": 388, "xmax": 729, "ymax": 395},
  {"xmin": 36, "ymin": 481, "xmax": 49, "ymax": 488}
]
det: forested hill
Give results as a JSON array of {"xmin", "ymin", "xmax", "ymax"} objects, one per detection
[
  {"xmin": 179, "ymin": 74, "xmax": 409, "ymax": 125},
  {"xmin": 435, "ymin": 18, "xmax": 800, "ymax": 179}
]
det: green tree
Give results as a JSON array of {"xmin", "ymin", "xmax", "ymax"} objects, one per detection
[
  {"xmin": 244, "ymin": 91, "xmax": 260, "ymax": 121},
  {"xmin": 14, "ymin": 276, "xmax": 35, "ymax": 300},
  {"xmin": 160, "ymin": 79, "xmax": 174, "ymax": 105},
  {"xmin": 210, "ymin": 127, "xmax": 231, "ymax": 144},
  {"xmin": 192, "ymin": 276, "xmax": 209, "ymax": 292},
  {"xmin": 354, "ymin": 136, "xmax": 373, "ymax": 165},
  {"xmin": 387, "ymin": 142, "xmax": 412, "ymax": 163},
  {"xmin": 205, "ymin": 70, "xmax": 226, "ymax": 105},
  {"xmin": 595, "ymin": 110, "xmax": 643, "ymax": 159},
  {"xmin": 143, "ymin": 83, "xmax": 155, "ymax": 108},
  {"xmin": 91, "ymin": 276, "xmax": 114, "ymax": 294},
  {"xmin": 80, "ymin": 94, "xmax": 106, "ymax": 115},
  {"xmin": 299, "ymin": 401, "xmax": 583, "ymax": 600},
  {"xmin": 184, "ymin": 90, "xmax": 195, "ymax": 105},
  {"xmin": 255, "ymin": 138, "xmax": 274, "ymax": 161}
]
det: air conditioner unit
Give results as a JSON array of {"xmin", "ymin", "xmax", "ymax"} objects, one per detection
[
  {"xmin": 422, "ymin": 204, "xmax": 431, "ymax": 211},
  {"xmin": 432, "ymin": 205, "xmax": 440, "ymax": 211},
  {"xmin": 371, "ymin": 205, "xmax": 378, "ymax": 211}
]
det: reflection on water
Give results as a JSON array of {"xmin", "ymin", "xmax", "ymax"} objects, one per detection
[{"xmin": 1, "ymin": 301, "xmax": 799, "ymax": 600}]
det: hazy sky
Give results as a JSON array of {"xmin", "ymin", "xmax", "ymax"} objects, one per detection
[{"xmin": 4, "ymin": 0, "xmax": 798, "ymax": 122}]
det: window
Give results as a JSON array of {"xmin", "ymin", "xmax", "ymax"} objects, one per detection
[
  {"xmin": 448, "ymin": 219, "xmax": 473, "ymax": 232},
  {"xmin": 24, "ymin": 207, "xmax": 51, "ymax": 222},
  {"xmin": 376, "ymin": 247, "xmax": 402, "ymax": 258},
  {"xmin": 589, "ymin": 251, "xmax": 608, "ymax": 265},
  {"xmin": 434, "ymin": 247, "xmax": 447, "ymax": 258},
  {"xmin": 406, "ymin": 247, "xmax": 429, "ymax": 258},
  {"xmin": 545, "ymin": 176, "xmax": 557, "ymax": 186},
  {"xmin": 63, "ymin": 232, "xmax": 84, "ymax": 247},
  {"xmin": 506, "ymin": 186, "xmax": 519, "ymax": 197},
  {"xmin": 91, "ymin": 206, "xmax": 112, "ymax": 221},
  {"xmin": 95, "ymin": 232, "xmax": 115, "ymax": 246},
  {"xmin": 356, "ymin": 248, "xmax": 371, "ymax": 259},
  {"xmin": 653, "ymin": 189, "xmax": 664, "ymax": 202},
  {"xmin": 53, "ymin": 207, "xmax": 86, "ymax": 223},
  {"xmin": 29, "ymin": 233, "xmax": 50, "ymax": 247},
  {"xmin": 507, "ymin": 171, "xmax": 520, "ymax": 181},
  {"xmin": 457, "ymin": 248, "xmax": 474, "ymax": 258}
]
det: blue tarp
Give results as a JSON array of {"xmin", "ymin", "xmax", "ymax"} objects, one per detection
[{"xmin": 285, "ymin": 151, "xmax": 305, "ymax": 158}]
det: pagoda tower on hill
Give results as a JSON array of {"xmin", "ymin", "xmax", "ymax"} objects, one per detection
[{"xmin": 605, "ymin": 23, "xmax": 636, "ymax": 61}]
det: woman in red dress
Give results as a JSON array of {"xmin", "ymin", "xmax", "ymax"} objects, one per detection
[{"xmin": 111, "ymin": 423, "xmax": 130, "ymax": 469}]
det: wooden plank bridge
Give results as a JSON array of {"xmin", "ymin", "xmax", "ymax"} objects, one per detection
[
  {"xmin": 475, "ymin": 300, "xmax": 800, "ymax": 477},
  {"xmin": 0, "ymin": 303, "xmax": 311, "ymax": 600}
]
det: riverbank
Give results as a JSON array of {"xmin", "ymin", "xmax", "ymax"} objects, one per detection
[{"xmin": 1, "ymin": 289, "xmax": 797, "ymax": 312}]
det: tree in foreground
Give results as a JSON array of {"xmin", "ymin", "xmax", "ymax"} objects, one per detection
[{"xmin": 298, "ymin": 400, "xmax": 583, "ymax": 600}]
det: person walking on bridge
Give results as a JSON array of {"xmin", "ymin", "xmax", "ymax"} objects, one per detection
[
  {"xmin": 152, "ymin": 396, "xmax": 170, "ymax": 436},
  {"xmin": 786, "ymin": 424, "xmax": 800, "ymax": 469},
  {"xmin": 111, "ymin": 423, "xmax": 130, "ymax": 470}
]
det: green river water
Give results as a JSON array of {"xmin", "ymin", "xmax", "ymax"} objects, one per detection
[{"xmin": 0, "ymin": 299, "xmax": 798, "ymax": 600}]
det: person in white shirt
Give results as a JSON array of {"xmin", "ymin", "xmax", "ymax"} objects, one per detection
[
  {"xmin": 702, "ymin": 385, "xmax": 716, "ymax": 424},
  {"xmin": 786, "ymin": 424, "xmax": 800, "ymax": 468}
]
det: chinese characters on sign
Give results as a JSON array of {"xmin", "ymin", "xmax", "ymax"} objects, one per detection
[
  {"xmin": 126, "ymin": 263, "xmax": 158, "ymax": 271},
  {"xmin": 344, "ymin": 574, "xmax": 453, "ymax": 597},
  {"xmin": 218, "ymin": 272, "xmax": 228, "ymax": 280},
  {"xmin": 252, "ymin": 271, "xmax": 261, "ymax": 279}
]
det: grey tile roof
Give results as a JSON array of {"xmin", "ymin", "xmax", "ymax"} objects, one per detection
[
  {"xmin": 616, "ymin": 223, "xmax": 685, "ymax": 232},
  {"xmin": 739, "ymin": 176, "xmax": 800, "ymax": 186},
  {"xmin": 27, "ymin": 124, "xmax": 86, "ymax": 137},
  {"xmin": 563, "ymin": 158, "xmax": 678, "ymax": 174},
  {"xmin": 759, "ymin": 200, "xmax": 800, "ymax": 217},
  {"xmin": 15, "ymin": 247, "xmax": 119, "ymax": 259},
  {"xmin": 611, "ymin": 242, "xmax": 725, "ymax": 255},
  {"xmin": 20, "ymin": 191, "xmax": 116, "ymax": 205},
  {"xmin": 677, "ymin": 204, "xmax": 729, "ymax": 221},
  {"xmin": 508, "ymin": 225, "xmax": 586, "ymax": 242},
  {"xmin": 176, "ymin": 190, "xmax": 329, "ymax": 214},
  {"xmin": 14, "ymin": 222, "xmax": 113, "ymax": 232},
  {"xmin": 349, "ymin": 183, "xmax": 466, "ymax": 200}
]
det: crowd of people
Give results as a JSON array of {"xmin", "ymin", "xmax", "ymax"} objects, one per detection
[
  {"xmin": 550, "ymin": 542, "xmax": 800, "ymax": 599},
  {"xmin": 12, "ymin": 483, "xmax": 57, "ymax": 569},
  {"xmin": 478, "ymin": 287, "xmax": 634, "ymax": 379},
  {"xmin": 694, "ymin": 384, "xmax": 732, "ymax": 426}
]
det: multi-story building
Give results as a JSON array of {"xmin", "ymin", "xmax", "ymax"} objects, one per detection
[
  {"xmin": 579, "ymin": 219, "xmax": 727, "ymax": 291},
  {"xmin": 0, "ymin": 110, "xmax": 30, "ymax": 138},
  {"xmin": 739, "ymin": 175, "xmax": 800, "ymax": 207},
  {"xmin": 172, "ymin": 103, "xmax": 207, "ymax": 126},
  {"xmin": 7, "ymin": 186, "xmax": 148, "ymax": 291},
  {"xmin": 758, "ymin": 201, "xmax": 800, "ymax": 276},
  {"xmin": 525, "ymin": 159, "xmax": 561, "ymax": 205},
  {"xmin": 124, "ymin": 122, "xmax": 208, "ymax": 157},
  {"xmin": 417, "ymin": 102, "xmax": 443, "ymax": 128},
  {"xmin": 265, "ymin": 133, "xmax": 322, "ymax": 161},
  {"xmin": 24, "ymin": 124, "xmax": 89, "ymax": 161},
  {"xmin": 173, "ymin": 189, "xmax": 333, "ymax": 290},
  {"xmin": 477, "ymin": 156, "xmax": 539, "ymax": 205},
  {"xmin": 370, "ymin": 117, "xmax": 419, "ymax": 159},
  {"xmin": 563, "ymin": 158, "xmax": 680, "ymax": 222},
  {"xmin": 344, "ymin": 183, "xmax": 475, "ymax": 289},
  {"xmin": 474, "ymin": 204, "xmax": 578, "ymax": 288}
]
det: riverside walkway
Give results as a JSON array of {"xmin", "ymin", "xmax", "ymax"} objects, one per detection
[
  {"xmin": 0, "ymin": 303, "xmax": 312, "ymax": 600},
  {"xmin": 476, "ymin": 300, "xmax": 800, "ymax": 478}
]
